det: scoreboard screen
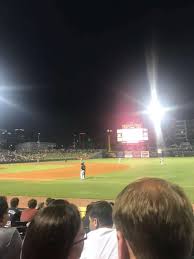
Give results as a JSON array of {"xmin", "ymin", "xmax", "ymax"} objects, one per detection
[{"xmin": 117, "ymin": 128, "xmax": 148, "ymax": 143}]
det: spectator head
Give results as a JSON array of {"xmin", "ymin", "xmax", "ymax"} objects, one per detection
[
  {"xmin": 10, "ymin": 197, "xmax": 19, "ymax": 208},
  {"xmin": 45, "ymin": 197, "xmax": 53, "ymax": 206},
  {"xmin": 21, "ymin": 203, "xmax": 85, "ymax": 259},
  {"xmin": 49, "ymin": 199, "xmax": 69, "ymax": 207},
  {"xmin": 28, "ymin": 199, "xmax": 37, "ymax": 209},
  {"xmin": 0, "ymin": 196, "xmax": 8, "ymax": 227},
  {"xmin": 88, "ymin": 201, "xmax": 113, "ymax": 230},
  {"xmin": 113, "ymin": 178, "xmax": 194, "ymax": 259}
]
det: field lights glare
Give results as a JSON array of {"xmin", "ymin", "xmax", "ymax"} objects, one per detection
[
  {"xmin": 148, "ymin": 99, "xmax": 165, "ymax": 122},
  {"xmin": 147, "ymin": 90, "xmax": 165, "ymax": 135}
]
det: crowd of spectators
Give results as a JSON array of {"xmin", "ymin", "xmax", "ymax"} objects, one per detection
[
  {"xmin": 0, "ymin": 149, "xmax": 103, "ymax": 163},
  {"xmin": 0, "ymin": 177, "xmax": 194, "ymax": 259},
  {"xmin": 0, "ymin": 150, "xmax": 43, "ymax": 163},
  {"xmin": 0, "ymin": 151, "xmax": 19, "ymax": 163}
]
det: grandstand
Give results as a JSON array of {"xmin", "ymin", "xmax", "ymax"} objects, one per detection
[{"xmin": 0, "ymin": 147, "xmax": 104, "ymax": 163}]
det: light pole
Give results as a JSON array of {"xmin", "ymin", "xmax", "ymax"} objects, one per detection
[
  {"xmin": 37, "ymin": 132, "xmax": 40, "ymax": 150},
  {"xmin": 107, "ymin": 129, "xmax": 112, "ymax": 152},
  {"xmin": 73, "ymin": 134, "xmax": 77, "ymax": 149}
]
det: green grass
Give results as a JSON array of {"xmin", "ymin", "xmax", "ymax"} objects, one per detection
[{"xmin": 1, "ymin": 158, "xmax": 194, "ymax": 201}]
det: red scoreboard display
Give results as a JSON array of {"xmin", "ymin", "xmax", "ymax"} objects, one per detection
[{"xmin": 117, "ymin": 128, "xmax": 148, "ymax": 144}]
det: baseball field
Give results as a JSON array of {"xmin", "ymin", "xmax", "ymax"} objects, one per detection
[{"xmin": 0, "ymin": 157, "xmax": 194, "ymax": 206}]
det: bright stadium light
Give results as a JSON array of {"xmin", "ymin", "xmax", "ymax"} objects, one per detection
[{"xmin": 147, "ymin": 89, "xmax": 165, "ymax": 136}]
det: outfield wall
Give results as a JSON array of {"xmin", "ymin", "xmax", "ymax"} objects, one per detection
[{"xmin": 103, "ymin": 150, "xmax": 194, "ymax": 158}]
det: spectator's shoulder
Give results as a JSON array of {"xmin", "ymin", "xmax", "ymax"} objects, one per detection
[
  {"xmin": 0, "ymin": 227, "xmax": 19, "ymax": 247},
  {"xmin": 86, "ymin": 227, "xmax": 115, "ymax": 241}
]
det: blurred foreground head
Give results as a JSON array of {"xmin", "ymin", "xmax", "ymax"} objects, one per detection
[
  {"xmin": 21, "ymin": 203, "xmax": 85, "ymax": 259},
  {"xmin": 0, "ymin": 196, "xmax": 8, "ymax": 226},
  {"xmin": 113, "ymin": 177, "xmax": 194, "ymax": 259}
]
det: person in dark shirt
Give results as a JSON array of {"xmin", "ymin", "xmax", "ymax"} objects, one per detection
[
  {"xmin": 0, "ymin": 196, "xmax": 22, "ymax": 259},
  {"xmin": 8, "ymin": 197, "xmax": 21, "ymax": 227}
]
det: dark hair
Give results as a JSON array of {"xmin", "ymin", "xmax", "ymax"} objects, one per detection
[
  {"xmin": 113, "ymin": 178, "xmax": 194, "ymax": 259},
  {"xmin": 10, "ymin": 197, "xmax": 19, "ymax": 208},
  {"xmin": 85, "ymin": 202, "xmax": 94, "ymax": 215},
  {"xmin": 21, "ymin": 204, "xmax": 81, "ymax": 259},
  {"xmin": 45, "ymin": 197, "xmax": 54, "ymax": 206},
  {"xmin": 88, "ymin": 201, "xmax": 113, "ymax": 227},
  {"xmin": 0, "ymin": 196, "xmax": 8, "ymax": 222},
  {"xmin": 49, "ymin": 199, "xmax": 69, "ymax": 207},
  {"xmin": 28, "ymin": 199, "xmax": 37, "ymax": 209}
]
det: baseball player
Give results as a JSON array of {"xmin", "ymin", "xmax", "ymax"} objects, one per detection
[{"xmin": 80, "ymin": 162, "xmax": 86, "ymax": 180}]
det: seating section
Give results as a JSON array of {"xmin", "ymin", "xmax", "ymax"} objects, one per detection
[{"xmin": 0, "ymin": 149, "xmax": 103, "ymax": 163}]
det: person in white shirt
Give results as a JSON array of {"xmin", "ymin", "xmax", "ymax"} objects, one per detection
[{"xmin": 80, "ymin": 201, "xmax": 118, "ymax": 259}]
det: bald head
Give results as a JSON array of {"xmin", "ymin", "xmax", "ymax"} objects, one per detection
[{"xmin": 113, "ymin": 178, "xmax": 194, "ymax": 259}]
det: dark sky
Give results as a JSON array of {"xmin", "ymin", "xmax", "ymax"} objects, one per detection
[{"xmin": 0, "ymin": 4, "xmax": 194, "ymax": 144}]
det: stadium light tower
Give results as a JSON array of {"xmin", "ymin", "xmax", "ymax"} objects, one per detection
[
  {"xmin": 37, "ymin": 132, "xmax": 40, "ymax": 150},
  {"xmin": 107, "ymin": 129, "xmax": 112, "ymax": 152},
  {"xmin": 37, "ymin": 132, "xmax": 40, "ymax": 143}
]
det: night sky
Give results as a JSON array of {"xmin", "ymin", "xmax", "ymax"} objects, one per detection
[{"xmin": 0, "ymin": 4, "xmax": 194, "ymax": 144}]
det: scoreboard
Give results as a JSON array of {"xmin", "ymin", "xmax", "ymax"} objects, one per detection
[{"xmin": 117, "ymin": 128, "xmax": 148, "ymax": 144}]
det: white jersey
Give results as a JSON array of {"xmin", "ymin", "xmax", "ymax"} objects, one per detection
[
  {"xmin": 80, "ymin": 227, "xmax": 118, "ymax": 259},
  {"xmin": 80, "ymin": 170, "xmax": 85, "ymax": 180}
]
